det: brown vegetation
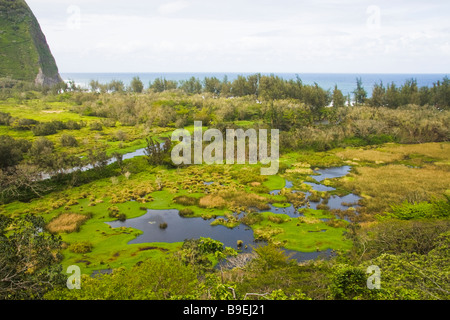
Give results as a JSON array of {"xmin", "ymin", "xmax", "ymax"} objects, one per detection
[{"xmin": 46, "ymin": 213, "xmax": 90, "ymax": 234}]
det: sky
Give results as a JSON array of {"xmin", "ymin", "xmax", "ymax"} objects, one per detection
[{"xmin": 26, "ymin": 0, "xmax": 450, "ymax": 74}]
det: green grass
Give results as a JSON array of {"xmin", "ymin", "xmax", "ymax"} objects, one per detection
[
  {"xmin": 251, "ymin": 210, "xmax": 352, "ymax": 252},
  {"xmin": 263, "ymin": 175, "xmax": 286, "ymax": 190}
]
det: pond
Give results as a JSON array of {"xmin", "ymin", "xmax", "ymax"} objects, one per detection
[
  {"xmin": 106, "ymin": 165, "xmax": 360, "ymax": 262},
  {"xmin": 106, "ymin": 209, "xmax": 257, "ymax": 253}
]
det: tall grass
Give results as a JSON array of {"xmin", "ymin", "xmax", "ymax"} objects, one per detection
[
  {"xmin": 340, "ymin": 164, "xmax": 450, "ymax": 215},
  {"xmin": 46, "ymin": 212, "xmax": 91, "ymax": 234}
]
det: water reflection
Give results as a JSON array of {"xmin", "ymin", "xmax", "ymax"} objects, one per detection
[{"xmin": 106, "ymin": 209, "xmax": 257, "ymax": 253}]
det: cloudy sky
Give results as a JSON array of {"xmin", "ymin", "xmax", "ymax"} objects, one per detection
[{"xmin": 26, "ymin": 0, "xmax": 450, "ymax": 73}]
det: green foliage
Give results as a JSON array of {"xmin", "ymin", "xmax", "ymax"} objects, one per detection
[
  {"xmin": 0, "ymin": 135, "xmax": 31, "ymax": 169},
  {"xmin": 68, "ymin": 241, "xmax": 92, "ymax": 254},
  {"xmin": 130, "ymin": 76, "xmax": 144, "ymax": 93},
  {"xmin": 177, "ymin": 238, "xmax": 236, "ymax": 272},
  {"xmin": 352, "ymin": 219, "xmax": 450, "ymax": 259},
  {"xmin": 363, "ymin": 233, "xmax": 450, "ymax": 300},
  {"xmin": 144, "ymin": 136, "xmax": 172, "ymax": 166},
  {"xmin": 332, "ymin": 85, "xmax": 346, "ymax": 108},
  {"xmin": 385, "ymin": 197, "xmax": 450, "ymax": 220},
  {"xmin": 32, "ymin": 121, "xmax": 57, "ymax": 136},
  {"xmin": 353, "ymin": 77, "xmax": 367, "ymax": 105},
  {"xmin": 45, "ymin": 256, "xmax": 200, "ymax": 300},
  {"xmin": 329, "ymin": 265, "xmax": 373, "ymax": 300},
  {"xmin": 0, "ymin": 0, "xmax": 61, "ymax": 84},
  {"xmin": 0, "ymin": 214, "xmax": 64, "ymax": 299},
  {"xmin": 149, "ymin": 77, "xmax": 178, "ymax": 92},
  {"xmin": 247, "ymin": 245, "xmax": 294, "ymax": 273},
  {"xmin": 60, "ymin": 134, "xmax": 78, "ymax": 147},
  {"xmin": 178, "ymin": 208, "xmax": 194, "ymax": 217}
]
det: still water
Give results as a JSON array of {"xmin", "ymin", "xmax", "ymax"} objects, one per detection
[{"xmin": 106, "ymin": 165, "xmax": 360, "ymax": 261}]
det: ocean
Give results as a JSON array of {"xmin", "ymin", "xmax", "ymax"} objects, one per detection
[{"xmin": 61, "ymin": 72, "xmax": 449, "ymax": 98}]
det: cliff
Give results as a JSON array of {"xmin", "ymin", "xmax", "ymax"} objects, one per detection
[{"xmin": 0, "ymin": 0, "xmax": 62, "ymax": 86}]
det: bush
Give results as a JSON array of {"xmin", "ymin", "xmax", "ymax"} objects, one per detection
[
  {"xmin": 179, "ymin": 208, "xmax": 194, "ymax": 217},
  {"xmin": 89, "ymin": 121, "xmax": 103, "ymax": 131},
  {"xmin": 60, "ymin": 134, "xmax": 78, "ymax": 147},
  {"xmin": 68, "ymin": 241, "xmax": 92, "ymax": 254},
  {"xmin": 159, "ymin": 222, "xmax": 168, "ymax": 229},
  {"xmin": 0, "ymin": 135, "xmax": 31, "ymax": 169},
  {"xmin": 32, "ymin": 122, "xmax": 57, "ymax": 136},
  {"xmin": 240, "ymin": 212, "xmax": 264, "ymax": 225},
  {"xmin": 11, "ymin": 118, "xmax": 39, "ymax": 131},
  {"xmin": 385, "ymin": 197, "xmax": 450, "ymax": 220},
  {"xmin": 329, "ymin": 265, "xmax": 372, "ymax": 300},
  {"xmin": 173, "ymin": 195, "xmax": 199, "ymax": 206}
]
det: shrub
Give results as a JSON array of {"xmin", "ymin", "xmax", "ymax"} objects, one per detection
[
  {"xmin": 179, "ymin": 208, "xmax": 194, "ymax": 217},
  {"xmin": 32, "ymin": 122, "xmax": 57, "ymax": 136},
  {"xmin": 159, "ymin": 222, "xmax": 168, "ymax": 229},
  {"xmin": 89, "ymin": 121, "xmax": 103, "ymax": 131},
  {"xmin": 240, "ymin": 212, "xmax": 264, "ymax": 225},
  {"xmin": 329, "ymin": 265, "xmax": 372, "ymax": 300},
  {"xmin": 173, "ymin": 195, "xmax": 198, "ymax": 206},
  {"xmin": 60, "ymin": 134, "xmax": 78, "ymax": 147},
  {"xmin": 68, "ymin": 241, "xmax": 92, "ymax": 254},
  {"xmin": 316, "ymin": 203, "xmax": 330, "ymax": 211},
  {"xmin": 268, "ymin": 214, "xmax": 289, "ymax": 224},
  {"xmin": 11, "ymin": 118, "xmax": 39, "ymax": 131},
  {"xmin": 117, "ymin": 213, "xmax": 127, "ymax": 222},
  {"xmin": 385, "ymin": 197, "xmax": 450, "ymax": 220}
]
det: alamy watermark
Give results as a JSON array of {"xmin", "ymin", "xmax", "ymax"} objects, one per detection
[
  {"xmin": 366, "ymin": 265, "xmax": 381, "ymax": 290},
  {"xmin": 67, "ymin": 5, "xmax": 81, "ymax": 30},
  {"xmin": 366, "ymin": 5, "xmax": 381, "ymax": 30},
  {"xmin": 171, "ymin": 121, "xmax": 280, "ymax": 175},
  {"xmin": 66, "ymin": 265, "xmax": 81, "ymax": 290}
]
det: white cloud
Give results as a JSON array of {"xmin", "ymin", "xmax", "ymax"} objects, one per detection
[
  {"xmin": 25, "ymin": 0, "xmax": 450, "ymax": 73},
  {"xmin": 157, "ymin": 1, "xmax": 190, "ymax": 15}
]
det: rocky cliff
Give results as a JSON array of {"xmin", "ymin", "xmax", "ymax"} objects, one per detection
[{"xmin": 0, "ymin": 0, "xmax": 62, "ymax": 86}]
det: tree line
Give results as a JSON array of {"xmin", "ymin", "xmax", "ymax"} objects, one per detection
[{"xmin": 82, "ymin": 74, "xmax": 450, "ymax": 110}]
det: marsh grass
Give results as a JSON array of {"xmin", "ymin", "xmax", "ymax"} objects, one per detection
[
  {"xmin": 336, "ymin": 148, "xmax": 404, "ymax": 163},
  {"xmin": 339, "ymin": 164, "xmax": 450, "ymax": 215},
  {"xmin": 46, "ymin": 212, "xmax": 91, "ymax": 234},
  {"xmin": 173, "ymin": 195, "xmax": 199, "ymax": 206}
]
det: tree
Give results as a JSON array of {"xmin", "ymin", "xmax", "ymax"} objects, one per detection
[
  {"xmin": 0, "ymin": 214, "xmax": 64, "ymax": 299},
  {"xmin": 370, "ymin": 81, "xmax": 386, "ymax": 107},
  {"xmin": 149, "ymin": 77, "xmax": 178, "ymax": 92},
  {"xmin": 204, "ymin": 77, "xmax": 222, "ymax": 96},
  {"xmin": 0, "ymin": 164, "xmax": 51, "ymax": 202},
  {"xmin": 144, "ymin": 137, "xmax": 172, "ymax": 166},
  {"xmin": 0, "ymin": 135, "xmax": 30, "ymax": 169},
  {"xmin": 130, "ymin": 76, "xmax": 144, "ymax": 93},
  {"xmin": 108, "ymin": 80, "xmax": 125, "ymax": 93},
  {"xmin": 385, "ymin": 82, "xmax": 401, "ymax": 108},
  {"xmin": 353, "ymin": 77, "xmax": 367, "ymax": 105},
  {"xmin": 332, "ymin": 85, "xmax": 346, "ymax": 108},
  {"xmin": 89, "ymin": 80, "xmax": 100, "ymax": 93},
  {"xmin": 180, "ymin": 77, "xmax": 202, "ymax": 94}
]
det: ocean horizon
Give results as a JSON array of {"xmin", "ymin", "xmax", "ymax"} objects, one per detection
[{"xmin": 61, "ymin": 72, "xmax": 449, "ymax": 98}]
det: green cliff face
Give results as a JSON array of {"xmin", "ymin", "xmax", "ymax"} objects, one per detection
[{"xmin": 0, "ymin": 0, "xmax": 62, "ymax": 86}]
